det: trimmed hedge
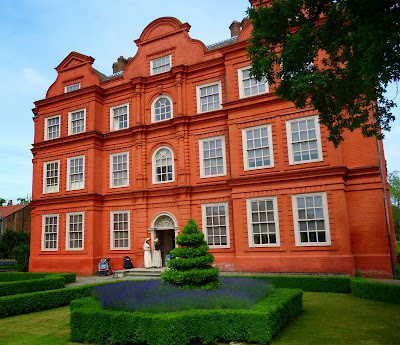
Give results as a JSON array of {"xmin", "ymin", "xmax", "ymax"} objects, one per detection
[
  {"xmin": 350, "ymin": 278, "xmax": 400, "ymax": 304},
  {"xmin": 70, "ymin": 288, "xmax": 303, "ymax": 345},
  {"xmin": 247, "ymin": 275, "xmax": 351, "ymax": 292},
  {"xmin": 0, "ymin": 272, "xmax": 76, "ymax": 297},
  {"xmin": 0, "ymin": 285, "xmax": 93, "ymax": 318}
]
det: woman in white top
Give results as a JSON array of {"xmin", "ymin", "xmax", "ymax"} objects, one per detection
[
  {"xmin": 152, "ymin": 238, "xmax": 162, "ymax": 268},
  {"xmin": 143, "ymin": 238, "xmax": 152, "ymax": 268}
]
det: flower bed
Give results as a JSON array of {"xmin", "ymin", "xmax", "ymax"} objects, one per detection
[
  {"xmin": 71, "ymin": 287, "xmax": 303, "ymax": 345},
  {"xmin": 93, "ymin": 276, "xmax": 273, "ymax": 313}
]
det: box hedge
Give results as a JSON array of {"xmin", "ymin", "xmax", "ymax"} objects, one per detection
[
  {"xmin": 70, "ymin": 288, "xmax": 303, "ymax": 345},
  {"xmin": 350, "ymin": 278, "xmax": 400, "ymax": 304},
  {"xmin": 246, "ymin": 275, "xmax": 351, "ymax": 292},
  {"xmin": 0, "ymin": 272, "xmax": 76, "ymax": 297}
]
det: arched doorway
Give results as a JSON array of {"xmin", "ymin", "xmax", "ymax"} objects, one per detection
[{"xmin": 148, "ymin": 212, "xmax": 179, "ymax": 266}]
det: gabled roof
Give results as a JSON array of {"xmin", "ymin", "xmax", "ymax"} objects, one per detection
[
  {"xmin": 0, "ymin": 204, "xmax": 29, "ymax": 219},
  {"xmin": 55, "ymin": 52, "xmax": 95, "ymax": 72}
]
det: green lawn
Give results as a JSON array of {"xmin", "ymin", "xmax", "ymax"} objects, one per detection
[{"xmin": 0, "ymin": 292, "xmax": 399, "ymax": 345}]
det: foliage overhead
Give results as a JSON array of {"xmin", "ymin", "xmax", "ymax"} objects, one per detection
[
  {"xmin": 388, "ymin": 171, "xmax": 400, "ymax": 239},
  {"xmin": 0, "ymin": 198, "xmax": 6, "ymax": 207},
  {"xmin": 161, "ymin": 218, "xmax": 220, "ymax": 289},
  {"xmin": 247, "ymin": 0, "xmax": 400, "ymax": 146}
]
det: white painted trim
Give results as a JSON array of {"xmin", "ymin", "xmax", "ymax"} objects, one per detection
[
  {"xmin": 109, "ymin": 151, "xmax": 129, "ymax": 189},
  {"xmin": 152, "ymin": 146, "xmax": 175, "ymax": 184},
  {"xmin": 150, "ymin": 54, "xmax": 172, "ymax": 76},
  {"xmin": 246, "ymin": 196, "xmax": 280, "ymax": 248},
  {"xmin": 43, "ymin": 159, "xmax": 60, "ymax": 194},
  {"xmin": 110, "ymin": 103, "xmax": 129, "ymax": 131},
  {"xmin": 66, "ymin": 211, "xmax": 85, "ymax": 251},
  {"xmin": 286, "ymin": 115, "xmax": 323, "ymax": 165},
  {"xmin": 196, "ymin": 80, "xmax": 222, "ymax": 114},
  {"xmin": 68, "ymin": 108, "xmax": 86, "ymax": 135},
  {"xmin": 291, "ymin": 192, "xmax": 331, "ymax": 247},
  {"xmin": 150, "ymin": 212, "xmax": 178, "ymax": 228},
  {"xmin": 41, "ymin": 214, "xmax": 59, "ymax": 251},
  {"xmin": 199, "ymin": 135, "xmax": 227, "ymax": 178},
  {"xmin": 201, "ymin": 202, "xmax": 230, "ymax": 249},
  {"xmin": 66, "ymin": 155, "xmax": 85, "ymax": 191},
  {"xmin": 44, "ymin": 114, "xmax": 61, "ymax": 141},
  {"xmin": 64, "ymin": 82, "xmax": 81, "ymax": 93},
  {"xmin": 110, "ymin": 210, "xmax": 131, "ymax": 250},
  {"xmin": 238, "ymin": 65, "xmax": 269, "ymax": 99},
  {"xmin": 242, "ymin": 124, "xmax": 274, "ymax": 171},
  {"xmin": 151, "ymin": 95, "xmax": 173, "ymax": 123}
]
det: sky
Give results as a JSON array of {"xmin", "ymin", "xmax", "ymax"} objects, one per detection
[{"xmin": 0, "ymin": 0, "xmax": 399, "ymax": 204}]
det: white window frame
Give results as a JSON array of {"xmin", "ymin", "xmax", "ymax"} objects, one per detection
[
  {"xmin": 246, "ymin": 196, "xmax": 280, "ymax": 247},
  {"xmin": 110, "ymin": 210, "xmax": 130, "ymax": 250},
  {"xmin": 152, "ymin": 146, "xmax": 175, "ymax": 184},
  {"xmin": 201, "ymin": 202, "xmax": 230, "ymax": 249},
  {"xmin": 67, "ymin": 155, "xmax": 85, "ymax": 191},
  {"xmin": 43, "ymin": 160, "xmax": 60, "ymax": 194},
  {"xmin": 151, "ymin": 95, "xmax": 173, "ymax": 123},
  {"xmin": 199, "ymin": 135, "xmax": 227, "ymax": 178},
  {"xmin": 64, "ymin": 82, "xmax": 81, "ymax": 93},
  {"xmin": 44, "ymin": 115, "xmax": 61, "ymax": 141},
  {"xmin": 68, "ymin": 108, "xmax": 86, "ymax": 135},
  {"xmin": 238, "ymin": 66, "xmax": 268, "ymax": 98},
  {"xmin": 42, "ymin": 214, "xmax": 59, "ymax": 251},
  {"xmin": 292, "ymin": 192, "xmax": 331, "ymax": 247},
  {"xmin": 286, "ymin": 115, "xmax": 323, "ymax": 165},
  {"xmin": 150, "ymin": 55, "xmax": 171, "ymax": 75},
  {"xmin": 109, "ymin": 152, "xmax": 129, "ymax": 188},
  {"xmin": 110, "ymin": 103, "xmax": 129, "ymax": 131},
  {"xmin": 66, "ymin": 211, "xmax": 85, "ymax": 251},
  {"xmin": 242, "ymin": 124, "xmax": 274, "ymax": 171},
  {"xmin": 196, "ymin": 80, "xmax": 222, "ymax": 114}
]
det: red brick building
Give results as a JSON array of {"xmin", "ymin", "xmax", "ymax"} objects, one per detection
[
  {"xmin": 0, "ymin": 202, "xmax": 31, "ymax": 235},
  {"xmin": 29, "ymin": 16, "xmax": 396, "ymax": 277}
]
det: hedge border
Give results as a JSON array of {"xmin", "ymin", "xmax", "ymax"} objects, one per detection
[
  {"xmin": 70, "ymin": 288, "xmax": 303, "ymax": 345},
  {"xmin": 247, "ymin": 275, "xmax": 351, "ymax": 292},
  {"xmin": 0, "ymin": 272, "xmax": 76, "ymax": 297},
  {"xmin": 0, "ymin": 275, "xmax": 399, "ymax": 320},
  {"xmin": 350, "ymin": 278, "xmax": 400, "ymax": 304}
]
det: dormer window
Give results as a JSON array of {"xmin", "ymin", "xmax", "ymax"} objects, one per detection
[
  {"xmin": 151, "ymin": 55, "xmax": 171, "ymax": 75},
  {"xmin": 64, "ymin": 83, "xmax": 81, "ymax": 93}
]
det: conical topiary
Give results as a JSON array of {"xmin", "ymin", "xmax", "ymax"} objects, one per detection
[{"xmin": 161, "ymin": 218, "xmax": 220, "ymax": 289}]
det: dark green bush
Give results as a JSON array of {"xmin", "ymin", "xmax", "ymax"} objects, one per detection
[
  {"xmin": 70, "ymin": 288, "xmax": 303, "ymax": 345},
  {"xmin": 13, "ymin": 243, "xmax": 30, "ymax": 272},
  {"xmin": 0, "ymin": 285, "xmax": 93, "ymax": 318},
  {"xmin": 162, "ymin": 219, "xmax": 220, "ymax": 289},
  {"xmin": 0, "ymin": 272, "xmax": 76, "ymax": 296},
  {"xmin": 350, "ymin": 278, "xmax": 400, "ymax": 304},
  {"xmin": 249, "ymin": 275, "xmax": 351, "ymax": 292},
  {"xmin": 0, "ymin": 229, "xmax": 29, "ymax": 259}
]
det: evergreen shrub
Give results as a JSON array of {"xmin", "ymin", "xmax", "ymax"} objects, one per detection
[
  {"xmin": 161, "ymin": 219, "xmax": 220, "ymax": 289},
  {"xmin": 13, "ymin": 243, "xmax": 30, "ymax": 272},
  {"xmin": 350, "ymin": 278, "xmax": 400, "ymax": 304},
  {"xmin": 0, "ymin": 272, "xmax": 76, "ymax": 297},
  {"xmin": 250, "ymin": 275, "xmax": 351, "ymax": 292}
]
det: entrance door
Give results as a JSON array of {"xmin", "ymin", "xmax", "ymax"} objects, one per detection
[{"xmin": 155, "ymin": 229, "xmax": 175, "ymax": 266}]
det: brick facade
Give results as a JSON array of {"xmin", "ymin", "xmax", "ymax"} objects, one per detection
[
  {"xmin": 0, "ymin": 204, "xmax": 31, "ymax": 235},
  {"xmin": 29, "ymin": 17, "xmax": 396, "ymax": 277}
]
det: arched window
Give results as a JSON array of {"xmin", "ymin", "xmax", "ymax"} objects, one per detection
[
  {"xmin": 153, "ymin": 146, "xmax": 174, "ymax": 184},
  {"xmin": 151, "ymin": 95, "xmax": 173, "ymax": 122}
]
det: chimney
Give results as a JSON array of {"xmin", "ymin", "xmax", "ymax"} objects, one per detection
[
  {"xmin": 241, "ymin": 17, "xmax": 250, "ymax": 29},
  {"xmin": 229, "ymin": 20, "xmax": 241, "ymax": 37},
  {"xmin": 7, "ymin": 200, "xmax": 12, "ymax": 206},
  {"xmin": 112, "ymin": 56, "xmax": 128, "ymax": 74}
]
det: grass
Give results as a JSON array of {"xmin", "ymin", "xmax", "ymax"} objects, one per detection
[{"xmin": 0, "ymin": 292, "xmax": 399, "ymax": 345}]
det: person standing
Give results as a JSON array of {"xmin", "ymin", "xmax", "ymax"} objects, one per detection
[
  {"xmin": 143, "ymin": 238, "xmax": 152, "ymax": 268},
  {"xmin": 152, "ymin": 238, "xmax": 162, "ymax": 268}
]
